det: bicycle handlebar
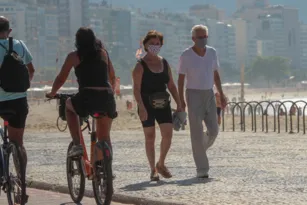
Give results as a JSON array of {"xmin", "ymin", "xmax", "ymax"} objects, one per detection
[{"xmin": 45, "ymin": 93, "xmax": 75, "ymax": 100}]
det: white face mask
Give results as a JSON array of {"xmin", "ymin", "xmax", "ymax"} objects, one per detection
[{"xmin": 147, "ymin": 45, "xmax": 161, "ymax": 55}]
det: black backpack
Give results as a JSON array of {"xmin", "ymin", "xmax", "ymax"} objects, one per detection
[{"xmin": 0, "ymin": 37, "xmax": 30, "ymax": 92}]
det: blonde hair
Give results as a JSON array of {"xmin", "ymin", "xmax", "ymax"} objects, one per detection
[{"xmin": 191, "ymin": 24, "xmax": 208, "ymax": 37}]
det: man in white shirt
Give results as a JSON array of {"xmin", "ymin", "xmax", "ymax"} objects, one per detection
[{"xmin": 178, "ymin": 24, "xmax": 226, "ymax": 178}]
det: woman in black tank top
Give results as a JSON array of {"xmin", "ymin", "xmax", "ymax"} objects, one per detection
[
  {"xmin": 132, "ymin": 30, "xmax": 182, "ymax": 181},
  {"xmin": 47, "ymin": 27, "xmax": 117, "ymax": 158}
]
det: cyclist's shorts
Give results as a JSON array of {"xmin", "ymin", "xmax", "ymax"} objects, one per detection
[
  {"xmin": 0, "ymin": 97, "xmax": 28, "ymax": 128},
  {"xmin": 71, "ymin": 89, "xmax": 117, "ymax": 119}
]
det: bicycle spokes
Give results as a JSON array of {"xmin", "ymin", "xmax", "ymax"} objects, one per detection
[
  {"xmin": 7, "ymin": 144, "xmax": 26, "ymax": 205},
  {"xmin": 66, "ymin": 142, "xmax": 85, "ymax": 203},
  {"xmin": 92, "ymin": 158, "xmax": 113, "ymax": 205}
]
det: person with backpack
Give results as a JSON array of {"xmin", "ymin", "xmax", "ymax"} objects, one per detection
[{"xmin": 0, "ymin": 16, "xmax": 35, "ymax": 201}]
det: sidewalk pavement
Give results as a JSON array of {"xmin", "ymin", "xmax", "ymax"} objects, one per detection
[
  {"xmin": 0, "ymin": 188, "xmax": 131, "ymax": 205},
  {"xmin": 23, "ymin": 131, "xmax": 307, "ymax": 205}
]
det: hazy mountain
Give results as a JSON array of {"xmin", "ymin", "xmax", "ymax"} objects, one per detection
[{"xmin": 91, "ymin": 0, "xmax": 306, "ymax": 22}]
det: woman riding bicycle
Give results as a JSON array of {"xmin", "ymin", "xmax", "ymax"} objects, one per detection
[{"xmin": 47, "ymin": 27, "xmax": 117, "ymax": 158}]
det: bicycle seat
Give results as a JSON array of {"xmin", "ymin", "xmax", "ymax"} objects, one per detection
[
  {"xmin": 0, "ymin": 110, "xmax": 16, "ymax": 120},
  {"xmin": 91, "ymin": 112, "xmax": 106, "ymax": 119}
]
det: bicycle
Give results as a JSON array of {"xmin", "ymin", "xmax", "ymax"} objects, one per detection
[
  {"xmin": 56, "ymin": 96, "xmax": 89, "ymax": 132},
  {"xmin": 0, "ymin": 110, "xmax": 27, "ymax": 205},
  {"xmin": 47, "ymin": 93, "xmax": 114, "ymax": 205},
  {"xmin": 56, "ymin": 115, "xmax": 89, "ymax": 132}
]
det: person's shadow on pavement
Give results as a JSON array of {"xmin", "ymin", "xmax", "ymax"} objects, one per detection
[
  {"xmin": 121, "ymin": 177, "xmax": 214, "ymax": 191},
  {"xmin": 60, "ymin": 203, "xmax": 82, "ymax": 205}
]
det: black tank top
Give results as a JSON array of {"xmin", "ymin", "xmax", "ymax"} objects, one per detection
[
  {"xmin": 140, "ymin": 58, "xmax": 170, "ymax": 95},
  {"xmin": 74, "ymin": 53, "xmax": 110, "ymax": 89}
]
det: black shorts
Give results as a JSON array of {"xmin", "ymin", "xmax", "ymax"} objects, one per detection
[
  {"xmin": 0, "ymin": 97, "xmax": 28, "ymax": 128},
  {"xmin": 217, "ymin": 107, "xmax": 221, "ymax": 116},
  {"xmin": 71, "ymin": 89, "xmax": 117, "ymax": 119},
  {"xmin": 139, "ymin": 96, "xmax": 172, "ymax": 128}
]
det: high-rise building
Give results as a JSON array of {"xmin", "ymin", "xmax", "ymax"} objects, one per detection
[
  {"xmin": 205, "ymin": 19, "xmax": 237, "ymax": 69},
  {"xmin": 44, "ymin": 6, "xmax": 59, "ymax": 68},
  {"xmin": 58, "ymin": 0, "xmax": 89, "ymax": 37},
  {"xmin": 257, "ymin": 6, "xmax": 300, "ymax": 68},
  {"xmin": 231, "ymin": 18, "xmax": 248, "ymax": 67},
  {"xmin": 0, "ymin": 2, "xmax": 26, "ymax": 41},
  {"xmin": 89, "ymin": 3, "xmax": 132, "ymax": 59},
  {"xmin": 231, "ymin": 18, "xmax": 257, "ymax": 67},
  {"xmin": 246, "ymin": 20, "xmax": 258, "ymax": 64},
  {"xmin": 235, "ymin": 4, "xmax": 300, "ymax": 68},
  {"xmin": 236, "ymin": 0, "xmax": 269, "ymax": 9},
  {"xmin": 56, "ymin": 0, "xmax": 89, "ymax": 64},
  {"xmin": 300, "ymin": 24, "xmax": 307, "ymax": 70},
  {"xmin": 189, "ymin": 4, "xmax": 225, "ymax": 21}
]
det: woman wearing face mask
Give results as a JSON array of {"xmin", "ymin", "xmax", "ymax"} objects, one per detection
[{"xmin": 132, "ymin": 30, "xmax": 182, "ymax": 181}]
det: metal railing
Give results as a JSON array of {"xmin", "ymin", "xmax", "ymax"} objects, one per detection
[{"xmin": 221, "ymin": 100, "xmax": 307, "ymax": 134}]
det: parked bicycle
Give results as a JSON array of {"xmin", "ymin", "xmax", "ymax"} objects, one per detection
[
  {"xmin": 0, "ymin": 110, "xmax": 27, "ymax": 205},
  {"xmin": 56, "ymin": 95, "xmax": 90, "ymax": 132},
  {"xmin": 47, "ymin": 93, "xmax": 114, "ymax": 205}
]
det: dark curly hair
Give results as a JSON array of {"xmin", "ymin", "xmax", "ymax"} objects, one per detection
[{"xmin": 75, "ymin": 27, "xmax": 101, "ymax": 60}]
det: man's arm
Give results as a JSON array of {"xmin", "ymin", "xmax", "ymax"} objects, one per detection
[
  {"xmin": 213, "ymin": 49, "xmax": 224, "ymax": 95},
  {"xmin": 20, "ymin": 41, "xmax": 35, "ymax": 81},
  {"xmin": 178, "ymin": 74, "xmax": 185, "ymax": 106},
  {"xmin": 214, "ymin": 70, "xmax": 224, "ymax": 95},
  {"xmin": 26, "ymin": 62, "xmax": 35, "ymax": 81},
  {"xmin": 166, "ymin": 64, "xmax": 181, "ymax": 108},
  {"xmin": 177, "ymin": 54, "xmax": 187, "ymax": 110}
]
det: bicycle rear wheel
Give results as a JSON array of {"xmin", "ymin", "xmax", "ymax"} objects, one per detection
[
  {"xmin": 6, "ymin": 142, "xmax": 27, "ymax": 205},
  {"xmin": 66, "ymin": 142, "xmax": 85, "ymax": 203},
  {"xmin": 92, "ymin": 142, "xmax": 113, "ymax": 205}
]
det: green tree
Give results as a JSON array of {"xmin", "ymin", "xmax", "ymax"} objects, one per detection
[{"xmin": 249, "ymin": 56, "xmax": 291, "ymax": 87}]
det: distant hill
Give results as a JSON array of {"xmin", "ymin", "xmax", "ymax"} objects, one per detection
[{"xmin": 90, "ymin": 0, "xmax": 306, "ymax": 23}]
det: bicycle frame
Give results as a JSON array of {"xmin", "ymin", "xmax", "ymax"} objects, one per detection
[
  {"xmin": 0, "ymin": 121, "xmax": 8, "ymax": 186},
  {"xmin": 1, "ymin": 121, "xmax": 9, "ymax": 141},
  {"xmin": 80, "ymin": 117, "xmax": 96, "ymax": 179}
]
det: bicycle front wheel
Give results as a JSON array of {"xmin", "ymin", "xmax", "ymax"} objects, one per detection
[
  {"xmin": 6, "ymin": 142, "xmax": 27, "ymax": 205},
  {"xmin": 92, "ymin": 143, "xmax": 113, "ymax": 205},
  {"xmin": 66, "ymin": 142, "xmax": 85, "ymax": 203}
]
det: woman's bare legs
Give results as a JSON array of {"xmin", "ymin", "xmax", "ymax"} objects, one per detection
[
  {"xmin": 143, "ymin": 127, "xmax": 159, "ymax": 181},
  {"xmin": 156, "ymin": 123, "xmax": 173, "ymax": 178},
  {"xmin": 65, "ymin": 98, "xmax": 83, "ymax": 157},
  {"xmin": 95, "ymin": 116, "xmax": 112, "ymax": 162}
]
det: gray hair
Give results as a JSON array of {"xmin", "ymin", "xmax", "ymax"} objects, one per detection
[{"xmin": 191, "ymin": 24, "xmax": 208, "ymax": 37}]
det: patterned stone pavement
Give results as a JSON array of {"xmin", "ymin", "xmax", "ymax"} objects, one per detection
[
  {"xmin": 0, "ymin": 188, "xmax": 130, "ymax": 204},
  {"xmin": 21, "ymin": 130, "xmax": 307, "ymax": 205}
]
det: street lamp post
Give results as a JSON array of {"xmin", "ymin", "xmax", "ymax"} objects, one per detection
[{"xmin": 240, "ymin": 64, "xmax": 245, "ymax": 127}]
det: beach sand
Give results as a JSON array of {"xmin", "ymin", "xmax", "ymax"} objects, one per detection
[{"xmin": 24, "ymin": 87, "xmax": 307, "ymax": 134}]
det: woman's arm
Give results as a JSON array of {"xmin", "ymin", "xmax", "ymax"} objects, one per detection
[
  {"xmin": 50, "ymin": 52, "xmax": 74, "ymax": 95},
  {"xmin": 132, "ymin": 62, "xmax": 145, "ymax": 109},
  {"xmin": 104, "ymin": 50, "xmax": 116, "ymax": 90},
  {"xmin": 166, "ymin": 62, "xmax": 181, "ymax": 109}
]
